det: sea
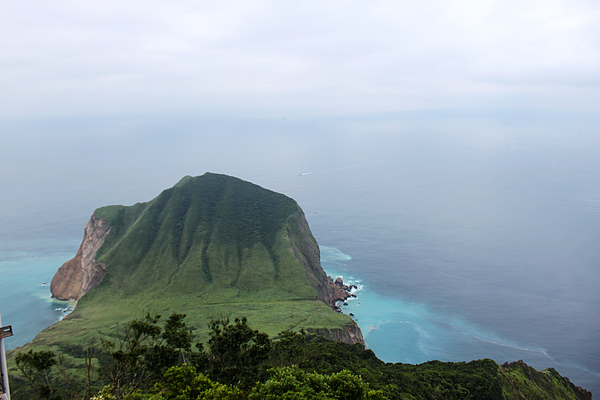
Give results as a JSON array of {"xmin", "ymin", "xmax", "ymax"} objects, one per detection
[{"xmin": 1, "ymin": 113, "xmax": 599, "ymax": 395}]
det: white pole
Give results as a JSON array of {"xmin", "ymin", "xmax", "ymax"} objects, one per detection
[{"xmin": 0, "ymin": 310, "xmax": 10, "ymax": 400}]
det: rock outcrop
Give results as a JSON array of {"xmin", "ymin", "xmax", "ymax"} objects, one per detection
[
  {"xmin": 307, "ymin": 320, "xmax": 365, "ymax": 345},
  {"xmin": 328, "ymin": 276, "xmax": 357, "ymax": 310},
  {"xmin": 50, "ymin": 215, "xmax": 110, "ymax": 300},
  {"xmin": 287, "ymin": 211, "xmax": 356, "ymax": 309}
]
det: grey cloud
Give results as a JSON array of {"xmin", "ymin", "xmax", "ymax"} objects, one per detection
[{"xmin": 1, "ymin": 0, "xmax": 599, "ymax": 118}]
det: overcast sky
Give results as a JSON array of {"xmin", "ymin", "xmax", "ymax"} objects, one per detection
[{"xmin": 1, "ymin": 0, "xmax": 599, "ymax": 120}]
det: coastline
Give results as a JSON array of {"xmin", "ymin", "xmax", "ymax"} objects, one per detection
[
  {"xmin": 319, "ymin": 246, "xmax": 598, "ymax": 395},
  {"xmin": 0, "ymin": 251, "xmax": 77, "ymax": 351}
]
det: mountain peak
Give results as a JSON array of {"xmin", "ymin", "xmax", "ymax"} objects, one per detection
[{"xmin": 50, "ymin": 174, "xmax": 361, "ymax": 344}]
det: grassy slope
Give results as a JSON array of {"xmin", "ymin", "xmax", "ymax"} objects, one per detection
[{"xmin": 12, "ymin": 173, "xmax": 352, "ymax": 354}]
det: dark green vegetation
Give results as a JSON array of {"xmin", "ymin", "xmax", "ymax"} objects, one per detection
[
  {"xmin": 10, "ymin": 314, "xmax": 383, "ymax": 399},
  {"xmin": 10, "ymin": 314, "xmax": 590, "ymax": 400}
]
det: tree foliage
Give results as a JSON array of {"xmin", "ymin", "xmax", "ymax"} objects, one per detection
[
  {"xmin": 201, "ymin": 315, "xmax": 271, "ymax": 388},
  {"xmin": 99, "ymin": 312, "xmax": 195, "ymax": 399},
  {"xmin": 150, "ymin": 365, "xmax": 243, "ymax": 400},
  {"xmin": 15, "ymin": 350, "xmax": 59, "ymax": 399},
  {"xmin": 272, "ymin": 329, "xmax": 308, "ymax": 367},
  {"xmin": 249, "ymin": 366, "xmax": 387, "ymax": 400},
  {"xmin": 11, "ymin": 314, "xmax": 586, "ymax": 400}
]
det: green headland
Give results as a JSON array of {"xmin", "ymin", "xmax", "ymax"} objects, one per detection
[{"xmin": 44, "ymin": 173, "xmax": 360, "ymax": 347}]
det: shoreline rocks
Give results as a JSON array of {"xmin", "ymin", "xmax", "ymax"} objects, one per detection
[{"xmin": 328, "ymin": 276, "xmax": 357, "ymax": 312}]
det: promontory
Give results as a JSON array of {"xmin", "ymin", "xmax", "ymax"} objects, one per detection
[{"xmin": 47, "ymin": 172, "xmax": 362, "ymax": 344}]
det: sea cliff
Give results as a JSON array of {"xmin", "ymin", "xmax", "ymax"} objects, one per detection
[{"xmin": 50, "ymin": 215, "xmax": 110, "ymax": 300}]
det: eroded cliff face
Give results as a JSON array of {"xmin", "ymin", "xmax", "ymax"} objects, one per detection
[
  {"xmin": 287, "ymin": 210, "xmax": 358, "ymax": 306},
  {"xmin": 287, "ymin": 210, "xmax": 365, "ymax": 345},
  {"xmin": 50, "ymin": 214, "xmax": 110, "ymax": 300},
  {"xmin": 307, "ymin": 321, "xmax": 365, "ymax": 345}
]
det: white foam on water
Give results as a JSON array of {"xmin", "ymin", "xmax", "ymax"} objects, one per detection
[{"xmin": 320, "ymin": 246, "xmax": 353, "ymax": 262}]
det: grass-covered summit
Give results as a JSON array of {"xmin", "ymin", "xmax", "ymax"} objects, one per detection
[
  {"xmin": 42, "ymin": 173, "xmax": 359, "ymax": 349},
  {"xmin": 83, "ymin": 173, "xmax": 329, "ymax": 300}
]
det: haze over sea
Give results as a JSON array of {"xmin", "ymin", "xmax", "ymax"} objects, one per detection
[{"xmin": 1, "ymin": 115, "xmax": 599, "ymax": 394}]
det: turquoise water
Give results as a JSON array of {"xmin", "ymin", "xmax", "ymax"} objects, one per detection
[{"xmin": 0, "ymin": 249, "xmax": 77, "ymax": 350}]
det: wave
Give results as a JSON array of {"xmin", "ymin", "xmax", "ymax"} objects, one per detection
[
  {"xmin": 469, "ymin": 333, "xmax": 555, "ymax": 362},
  {"xmin": 320, "ymin": 246, "xmax": 352, "ymax": 262}
]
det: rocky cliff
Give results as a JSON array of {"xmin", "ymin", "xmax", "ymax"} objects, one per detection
[
  {"xmin": 286, "ymin": 209, "xmax": 356, "ymax": 309},
  {"xmin": 307, "ymin": 322, "xmax": 364, "ymax": 344},
  {"xmin": 50, "ymin": 215, "xmax": 110, "ymax": 300}
]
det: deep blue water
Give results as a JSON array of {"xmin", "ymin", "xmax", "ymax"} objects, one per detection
[{"xmin": 1, "ymin": 115, "xmax": 599, "ymax": 394}]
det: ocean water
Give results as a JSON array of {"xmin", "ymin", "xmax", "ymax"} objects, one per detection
[
  {"xmin": 1, "ymin": 115, "xmax": 599, "ymax": 394},
  {"xmin": 0, "ymin": 250, "xmax": 77, "ymax": 347},
  {"xmin": 321, "ymin": 247, "xmax": 599, "ymax": 392}
]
